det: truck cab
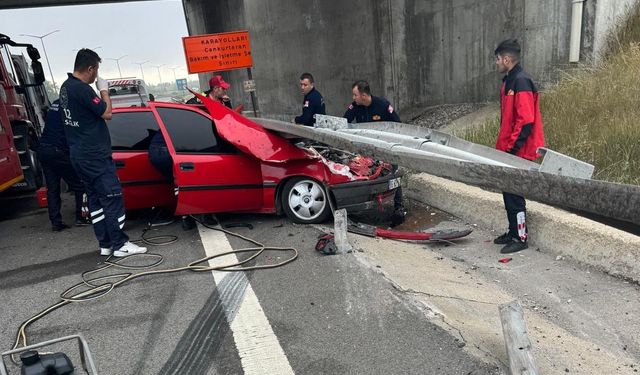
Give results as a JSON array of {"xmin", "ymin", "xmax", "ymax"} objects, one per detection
[{"xmin": 107, "ymin": 78, "xmax": 150, "ymax": 108}]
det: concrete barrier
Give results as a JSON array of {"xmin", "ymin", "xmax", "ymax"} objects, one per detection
[{"xmin": 406, "ymin": 172, "xmax": 640, "ymax": 282}]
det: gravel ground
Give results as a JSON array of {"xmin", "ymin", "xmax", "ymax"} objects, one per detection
[{"xmin": 407, "ymin": 103, "xmax": 485, "ymax": 129}]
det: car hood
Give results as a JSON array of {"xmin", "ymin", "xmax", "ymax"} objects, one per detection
[
  {"xmin": 196, "ymin": 93, "xmax": 313, "ymax": 162},
  {"xmin": 194, "ymin": 92, "xmax": 393, "ymax": 180}
]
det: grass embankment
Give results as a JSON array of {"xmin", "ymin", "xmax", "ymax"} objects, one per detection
[{"xmin": 460, "ymin": 11, "xmax": 640, "ymax": 185}]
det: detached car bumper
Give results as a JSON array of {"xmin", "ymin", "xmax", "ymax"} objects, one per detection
[{"xmin": 329, "ymin": 171, "xmax": 403, "ymax": 213}]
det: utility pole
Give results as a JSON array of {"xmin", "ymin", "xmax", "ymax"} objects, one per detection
[
  {"xmin": 132, "ymin": 60, "xmax": 149, "ymax": 81},
  {"xmin": 20, "ymin": 30, "xmax": 60, "ymax": 91},
  {"xmin": 105, "ymin": 55, "xmax": 127, "ymax": 78}
]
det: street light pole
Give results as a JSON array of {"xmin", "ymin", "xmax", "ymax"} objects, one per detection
[
  {"xmin": 105, "ymin": 55, "xmax": 127, "ymax": 78},
  {"xmin": 132, "ymin": 61, "xmax": 149, "ymax": 81},
  {"xmin": 152, "ymin": 64, "xmax": 166, "ymax": 92},
  {"xmin": 20, "ymin": 30, "xmax": 60, "ymax": 92},
  {"xmin": 152, "ymin": 64, "xmax": 166, "ymax": 83}
]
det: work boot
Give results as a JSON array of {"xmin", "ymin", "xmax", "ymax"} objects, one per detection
[
  {"xmin": 493, "ymin": 232, "xmax": 513, "ymax": 245},
  {"xmin": 500, "ymin": 238, "xmax": 528, "ymax": 254},
  {"xmin": 390, "ymin": 206, "xmax": 407, "ymax": 227},
  {"xmin": 113, "ymin": 241, "xmax": 147, "ymax": 257},
  {"xmin": 75, "ymin": 217, "xmax": 91, "ymax": 227},
  {"xmin": 181, "ymin": 216, "xmax": 196, "ymax": 231},
  {"xmin": 52, "ymin": 223, "xmax": 70, "ymax": 232},
  {"xmin": 203, "ymin": 214, "xmax": 218, "ymax": 226}
]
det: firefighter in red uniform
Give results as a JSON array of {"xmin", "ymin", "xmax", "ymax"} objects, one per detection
[{"xmin": 493, "ymin": 39, "xmax": 545, "ymax": 254}]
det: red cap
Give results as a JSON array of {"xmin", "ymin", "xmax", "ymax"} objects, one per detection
[{"xmin": 209, "ymin": 75, "xmax": 230, "ymax": 90}]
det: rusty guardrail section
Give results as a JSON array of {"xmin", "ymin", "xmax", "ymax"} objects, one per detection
[{"xmin": 253, "ymin": 116, "xmax": 640, "ymax": 227}]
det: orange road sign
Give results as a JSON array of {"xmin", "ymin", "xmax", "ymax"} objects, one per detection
[{"xmin": 182, "ymin": 30, "xmax": 253, "ymax": 73}]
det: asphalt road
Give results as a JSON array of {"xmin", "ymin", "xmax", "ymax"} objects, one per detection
[{"xmin": 0, "ymin": 193, "xmax": 500, "ymax": 374}]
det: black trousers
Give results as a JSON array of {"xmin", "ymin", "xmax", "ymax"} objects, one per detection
[
  {"xmin": 502, "ymin": 192, "xmax": 528, "ymax": 242},
  {"xmin": 72, "ymin": 157, "xmax": 129, "ymax": 250},
  {"xmin": 38, "ymin": 144, "xmax": 85, "ymax": 226},
  {"xmin": 148, "ymin": 144, "xmax": 173, "ymax": 180}
]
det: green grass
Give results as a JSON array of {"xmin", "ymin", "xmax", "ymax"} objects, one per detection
[{"xmin": 459, "ymin": 23, "xmax": 640, "ymax": 185}]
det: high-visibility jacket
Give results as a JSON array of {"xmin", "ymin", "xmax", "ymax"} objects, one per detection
[{"xmin": 497, "ymin": 64, "xmax": 545, "ymax": 161}]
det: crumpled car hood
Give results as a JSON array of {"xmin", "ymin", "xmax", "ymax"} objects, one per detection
[
  {"xmin": 195, "ymin": 92, "xmax": 313, "ymax": 162},
  {"xmin": 194, "ymin": 92, "xmax": 392, "ymax": 180}
]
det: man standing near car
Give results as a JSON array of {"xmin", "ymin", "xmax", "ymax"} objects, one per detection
[
  {"xmin": 294, "ymin": 72, "xmax": 325, "ymax": 126},
  {"xmin": 38, "ymin": 99, "xmax": 90, "ymax": 231},
  {"xmin": 492, "ymin": 39, "xmax": 545, "ymax": 254},
  {"xmin": 60, "ymin": 48, "xmax": 146, "ymax": 257},
  {"xmin": 343, "ymin": 80, "xmax": 406, "ymax": 225}
]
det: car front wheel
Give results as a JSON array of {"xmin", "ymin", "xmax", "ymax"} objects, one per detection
[{"xmin": 281, "ymin": 177, "xmax": 331, "ymax": 224}]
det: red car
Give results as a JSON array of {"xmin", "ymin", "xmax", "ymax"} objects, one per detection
[{"xmin": 108, "ymin": 98, "xmax": 401, "ymax": 224}]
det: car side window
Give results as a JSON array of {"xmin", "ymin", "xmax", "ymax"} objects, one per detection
[
  {"xmin": 157, "ymin": 107, "xmax": 234, "ymax": 154},
  {"xmin": 108, "ymin": 111, "xmax": 159, "ymax": 151}
]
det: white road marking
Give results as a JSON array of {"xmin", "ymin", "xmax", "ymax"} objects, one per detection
[{"xmin": 198, "ymin": 224, "xmax": 295, "ymax": 375}]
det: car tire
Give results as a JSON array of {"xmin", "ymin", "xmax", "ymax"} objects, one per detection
[{"xmin": 281, "ymin": 177, "xmax": 331, "ymax": 224}]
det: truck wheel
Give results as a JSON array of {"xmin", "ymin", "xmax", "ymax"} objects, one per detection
[
  {"xmin": 12, "ymin": 123, "xmax": 43, "ymax": 191},
  {"xmin": 281, "ymin": 177, "xmax": 331, "ymax": 224}
]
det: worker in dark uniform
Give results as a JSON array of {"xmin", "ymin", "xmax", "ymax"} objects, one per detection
[
  {"xmin": 60, "ymin": 48, "xmax": 146, "ymax": 257},
  {"xmin": 186, "ymin": 75, "xmax": 233, "ymax": 108},
  {"xmin": 294, "ymin": 72, "xmax": 325, "ymax": 126},
  {"xmin": 344, "ymin": 80, "xmax": 401, "ymax": 123},
  {"xmin": 37, "ymin": 99, "xmax": 89, "ymax": 231},
  {"xmin": 493, "ymin": 39, "xmax": 545, "ymax": 254},
  {"xmin": 343, "ymin": 80, "xmax": 406, "ymax": 225}
]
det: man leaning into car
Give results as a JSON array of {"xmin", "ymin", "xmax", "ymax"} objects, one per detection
[{"xmin": 344, "ymin": 80, "xmax": 407, "ymax": 225}]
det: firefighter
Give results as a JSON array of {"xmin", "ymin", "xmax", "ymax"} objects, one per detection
[
  {"xmin": 493, "ymin": 39, "xmax": 545, "ymax": 254},
  {"xmin": 37, "ymin": 99, "xmax": 89, "ymax": 231},
  {"xmin": 294, "ymin": 72, "xmax": 326, "ymax": 126},
  {"xmin": 60, "ymin": 48, "xmax": 146, "ymax": 257},
  {"xmin": 344, "ymin": 80, "xmax": 401, "ymax": 123},
  {"xmin": 186, "ymin": 75, "xmax": 232, "ymax": 107},
  {"xmin": 343, "ymin": 80, "xmax": 406, "ymax": 225}
]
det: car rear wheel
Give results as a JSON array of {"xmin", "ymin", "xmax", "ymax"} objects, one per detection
[{"xmin": 281, "ymin": 177, "xmax": 331, "ymax": 224}]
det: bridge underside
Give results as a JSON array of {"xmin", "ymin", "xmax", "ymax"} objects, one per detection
[{"xmin": 0, "ymin": 0, "xmax": 151, "ymax": 9}]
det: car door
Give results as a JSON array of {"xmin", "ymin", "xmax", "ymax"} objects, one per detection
[
  {"xmin": 153, "ymin": 105, "xmax": 263, "ymax": 216},
  {"xmin": 108, "ymin": 109, "xmax": 174, "ymax": 210}
]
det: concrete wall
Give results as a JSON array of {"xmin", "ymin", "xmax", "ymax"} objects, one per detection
[
  {"xmin": 592, "ymin": 0, "xmax": 640, "ymax": 62},
  {"xmin": 181, "ymin": 0, "xmax": 639, "ymax": 118}
]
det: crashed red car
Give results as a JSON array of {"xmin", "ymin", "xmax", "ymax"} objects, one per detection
[{"xmin": 108, "ymin": 98, "xmax": 401, "ymax": 224}]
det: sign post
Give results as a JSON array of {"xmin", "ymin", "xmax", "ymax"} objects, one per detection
[{"xmin": 182, "ymin": 30, "xmax": 259, "ymax": 116}]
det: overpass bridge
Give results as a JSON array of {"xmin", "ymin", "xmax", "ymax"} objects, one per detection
[{"xmin": 2, "ymin": 0, "xmax": 638, "ymax": 118}]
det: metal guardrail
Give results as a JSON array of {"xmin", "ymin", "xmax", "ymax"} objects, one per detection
[{"xmin": 254, "ymin": 116, "xmax": 640, "ymax": 227}]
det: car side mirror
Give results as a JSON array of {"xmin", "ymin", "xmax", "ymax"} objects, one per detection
[{"xmin": 31, "ymin": 61, "xmax": 45, "ymax": 85}]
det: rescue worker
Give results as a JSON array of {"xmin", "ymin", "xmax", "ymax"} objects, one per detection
[
  {"xmin": 343, "ymin": 80, "xmax": 406, "ymax": 225},
  {"xmin": 294, "ymin": 72, "xmax": 326, "ymax": 126},
  {"xmin": 147, "ymin": 130, "xmax": 197, "ymax": 230},
  {"xmin": 344, "ymin": 80, "xmax": 401, "ymax": 123},
  {"xmin": 60, "ymin": 48, "xmax": 146, "ymax": 257},
  {"xmin": 37, "ymin": 99, "xmax": 89, "ymax": 231},
  {"xmin": 186, "ymin": 75, "xmax": 232, "ymax": 108},
  {"xmin": 493, "ymin": 39, "xmax": 545, "ymax": 254}
]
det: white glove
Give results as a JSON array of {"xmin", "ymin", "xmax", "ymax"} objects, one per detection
[{"xmin": 96, "ymin": 77, "xmax": 108, "ymax": 92}]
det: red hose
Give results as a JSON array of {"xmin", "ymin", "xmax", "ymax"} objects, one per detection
[{"xmin": 375, "ymin": 228, "xmax": 433, "ymax": 240}]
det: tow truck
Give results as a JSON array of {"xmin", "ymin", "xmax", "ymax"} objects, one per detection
[{"xmin": 107, "ymin": 77, "xmax": 150, "ymax": 108}]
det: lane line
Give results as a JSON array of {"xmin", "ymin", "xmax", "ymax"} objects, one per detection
[{"xmin": 198, "ymin": 223, "xmax": 295, "ymax": 375}]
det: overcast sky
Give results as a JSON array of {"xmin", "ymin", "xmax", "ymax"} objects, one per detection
[{"xmin": 1, "ymin": 0, "xmax": 195, "ymax": 86}]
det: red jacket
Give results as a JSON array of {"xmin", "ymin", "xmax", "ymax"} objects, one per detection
[{"xmin": 497, "ymin": 64, "xmax": 545, "ymax": 161}]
